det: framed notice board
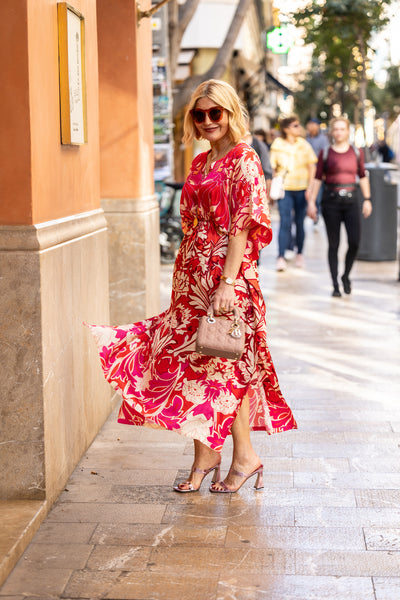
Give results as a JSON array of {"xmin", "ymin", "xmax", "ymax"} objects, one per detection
[{"xmin": 57, "ymin": 3, "xmax": 88, "ymax": 144}]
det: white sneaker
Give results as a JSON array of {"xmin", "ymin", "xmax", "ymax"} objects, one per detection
[
  {"xmin": 295, "ymin": 254, "xmax": 304, "ymax": 268},
  {"xmin": 276, "ymin": 257, "xmax": 287, "ymax": 271},
  {"xmin": 284, "ymin": 249, "xmax": 295, "ymax": 260}
]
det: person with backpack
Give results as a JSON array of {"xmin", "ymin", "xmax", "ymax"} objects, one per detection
[{"xmin": 307, "ymin": 117, "xmax": 372, "ymax": 297}]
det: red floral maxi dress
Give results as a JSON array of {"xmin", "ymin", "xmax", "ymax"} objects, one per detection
[{"xmin": 88, "ymin": 142, "xmax": 297, "ymax": 451}]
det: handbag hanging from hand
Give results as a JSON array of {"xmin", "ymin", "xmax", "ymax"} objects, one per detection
[
  {"xmin": 196, "ymin": 307, "xmax": 245, "ymax": 360},
  {"xmin": 269, "ymin": 174, "xmax": 285, "ymax": 201}
]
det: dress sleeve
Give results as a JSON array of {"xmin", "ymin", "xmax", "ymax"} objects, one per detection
[
  {"xmin": 358, "ymin": 148, "xmax": 366, "ymax": 178},
  {"xmin": 180, "ymin": 154, "xmax": 204, "ymax": 235},
  {"xmin": 229, "ymin": 146, "xmax": 272, "ymax": 261}
]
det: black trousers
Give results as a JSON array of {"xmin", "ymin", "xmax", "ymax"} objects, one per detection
[{"xmin": 321, "ymin": 190, "xmax": 361, "ymax": 286}]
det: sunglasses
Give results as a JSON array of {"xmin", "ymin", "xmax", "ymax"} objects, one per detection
[{"xmin": 190, "ymin": 106, "xmax": 224, "ymax": 124}]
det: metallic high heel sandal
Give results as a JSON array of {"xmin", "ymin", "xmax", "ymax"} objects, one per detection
[
  {"xmin": 209, "ymin": 464, "xmax": 264, "ymax": 494},
  {"xmin": 173, "ymin": 462, "xmax": 221, "ymax": 493}
]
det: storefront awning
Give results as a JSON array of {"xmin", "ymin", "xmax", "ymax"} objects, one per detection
[{"xmin": 266, "ymin": 71, "xmax": 293, "ymax": 96}]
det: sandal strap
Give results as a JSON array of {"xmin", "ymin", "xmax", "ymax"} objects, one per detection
[
  {"xmin": 193, "ymin": 462, "xmax": 220, "ymax": 475},
  {"xmin": 231, "ymin": 464, "xmax": 262, "ymax": 479}
]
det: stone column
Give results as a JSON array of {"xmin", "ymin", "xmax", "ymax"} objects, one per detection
[{"xmin": 97, "ymin": 0, "xmax": 160, "ymax": 325}]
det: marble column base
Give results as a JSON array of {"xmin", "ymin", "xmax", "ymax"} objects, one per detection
[
  {"xmin": 102, "ymin": 196, "xmax": 160, "ymax": 324},
  {"xmin": 0, "ymin": 210, "xmax": 112, "ymax": 503}
]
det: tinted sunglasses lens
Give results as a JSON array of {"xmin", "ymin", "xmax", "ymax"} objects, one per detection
[
  {"xmin": 209, "ymin": 108, "xmax": 222, "ymax": 122},
  {"xmin": 192, "ymin": 110, "xmax": 206, "ymax": 123}
]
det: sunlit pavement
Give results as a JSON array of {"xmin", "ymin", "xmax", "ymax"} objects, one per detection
[{"xmin": 1, "ymin": 215, "xmax": 400, "ymax": 599}]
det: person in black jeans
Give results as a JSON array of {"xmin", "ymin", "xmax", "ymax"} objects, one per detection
[{"xmin": 307, "ymin": 117, "xmax": 372, "ymax": 297}]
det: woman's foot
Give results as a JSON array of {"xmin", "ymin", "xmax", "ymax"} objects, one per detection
[
  {"xmin": 174, "ymin": 461, "xmax": 221, "ymax": 493},
  {"xmin": 341, "ymin": 274, "xmax": 351, "ymax": 294},
  {"xmin": 332, "ymin": 284, "xmax": 341, "ymax": 297},
  {"xmin": 276, "ymin": 257, "xmax": 286, "ymax": 271},
  {"xmin": 210, "ymin": 455, "xmax": 262, "ymax": 493},
  {"xmin": 295, "ymin": 253, "xmax": 304, "ymax": 268},
  {"xmin": 174, "ymin": 442, "xmax": 220, "ymax": 492}
]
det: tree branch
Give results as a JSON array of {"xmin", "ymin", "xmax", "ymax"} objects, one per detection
[{"xmin": 172, "ymin": 0, "xmax": 253, "ymax": 117}]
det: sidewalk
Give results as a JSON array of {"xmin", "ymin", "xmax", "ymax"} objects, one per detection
[{"xmin": 1, "ymin": 217, "xmax": 400, "ymax": 600}]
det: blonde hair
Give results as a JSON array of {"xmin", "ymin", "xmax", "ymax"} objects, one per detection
[
  {"xmin": 182, "ymin": 79, "xmax": 248, "ymax": 146},
  {"xmin": 330, "ymin": 116, "xmax": 351, "ymax": 130}
]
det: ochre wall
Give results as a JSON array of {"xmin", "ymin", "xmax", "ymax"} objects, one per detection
[
  {"xmin": 29, "ymin": 0, "xmax": 100, "ymax": 224},
  {"xmin": 0, "ymin": 0, "xmax": 100, "ymax": 226},
  {"xmin": 97, "ymin": 0, "xmax": 154, "ymax": 199},
  {"xmin": 0, "ymin": 1, "xmax": 32, "ymax": 225}
]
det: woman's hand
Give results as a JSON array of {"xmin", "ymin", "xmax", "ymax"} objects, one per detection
[
  {"xmin": 213, "ymin": 282, "xmax": 236, "ymax": 314},
  {"xmin": 307, "ymin": 199, "xmax": 318, "ymax": 221},
  {"xmin": 362, "ymin": 199, "xmax": 372, "ymax": 218}
]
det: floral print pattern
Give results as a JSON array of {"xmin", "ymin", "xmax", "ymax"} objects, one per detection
[{"xmin": 88, "ymin": 142, "xmax": 297, "ymax": 451}]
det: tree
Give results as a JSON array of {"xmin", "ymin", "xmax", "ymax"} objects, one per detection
[
  {"xmin": 168, "ymin": 0, "xmax": 253, "ymax": 119},
  {"xmin": 291, "ymin": 0, "xmax": 393, "ymax": 126}
]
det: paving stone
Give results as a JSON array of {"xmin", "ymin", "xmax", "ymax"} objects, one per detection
[
  {"xmin": 69, "ymin": 467, "xmax": 178, "ymax": 486},
  {"xmin": 0, "ymin": 566, "xmax": 72, "ymax": 596},
  {"xmin": 373, "ymin": 577, "xmax": 400, "ymax": 600},
  {"xmin": 149, "ymin": 546, "xmax": 296, "ymax": 574},
  {"xmin": 91, "ymin": 522, "xmax": 227, "ymax": 547},
  {"xmin": 295, "ymin": 507, "xmax": 400, "ymax": 528},
  {"xmin": 260, "ymin": 457, "xmax": 350, "ymax": 473},
  {"xmin": 355, "ymin": 490, "xmax": 400, "ymax": 508},
  {"xmin": 30, "ymin": 522, "xmax": 97, "ymax": 545},
  {"xmin": 296, "ymin": 550, "xmax": 400, "ymax": 576},
  {"xmin": 391, "ymin": 422, "xmax": 400, "ymax": 432},
  {"xmin": 343, "ymin": 431, "xmax": 400, "ymax": 443},
  {"xmin": 229, "ymin": 488, "xmax": 357, "ymax": 507},
  {"xmin": 364, "ymin": 529, "xmax": 400, "ymax": 551},
  {"xmin": 295, "ymin": 472, "xmax": 400, "ymax": 490},
  {"xmin": 86, "ymin": 545, "xmax": 151, "ymax": 571},
  {"xmin": 46, "ymin": 502, "xmax": 166, "ymax": 524},
  {"xmin": 349, "ymin": 457, "xmax": 400, "ymax": 473},
  {"xmin": 225, "ymin": 526, "xmax": 365, "ymax": 551},
  {"xmin": 78, "ymin": 450, "xmax": 193, "ymax": 471},
  {"xmin": 19, "ymin": 543, "xmax": 93, "ymax": 570},
  {"xmin": 161, "ymin": 503, "xmax": 294, "ymax": 527},
  {"xmin": 58, "ymin": 482, "xmax": 113, "ymax": 503},
  {"xmin": 293, "ymin": 442, "xmax": 399, "ymax": 459},
  {"xmin": 104, "ymin": 572, "xmax": 219, "ymax": 600},
  {"xmin": 301, "ymin": 420, "xmax": 392, "ymax": 433},
  {"xmin": 106, "ymin": 483, "xmax": 231, "ymax": 504},
  {"xmin": 216, "ymin": 574, "xmax": 375, "ymax": 600},
  {"xmin": 61, "ymin": 569, "xmax": 121, "ymax": 598}
]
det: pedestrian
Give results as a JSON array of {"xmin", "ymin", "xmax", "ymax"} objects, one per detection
[
  {"xmin": 244, "ymin": 124, "xmax": 272, "ymax": 195},
  {"xmin": 307, "ymin": 117, "xmax": 372, "ymax": 297},
  {"xmin": 86, "ymin": 79, "xmax": 297, "ymax": 494},
  {"xmin": 306, "ymin": 118, "xmax": 330, "ymax": 223},
  {"xmin": 270, "ymin": 115, "xmax": 317, "ymax": 271}
]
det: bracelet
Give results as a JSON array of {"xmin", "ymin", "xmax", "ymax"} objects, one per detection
[
  {"xmin": 363, "ymin": 198, "xmax": 371, "ymax": 202},
  {"xmin": 220, "ymin": 275, "xmax": 235, "ymax": 286}
]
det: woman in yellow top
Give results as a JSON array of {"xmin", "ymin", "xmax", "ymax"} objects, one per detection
[{"xmin": 270, "ymin": 116, "xmax": 317, "ymax": 271}]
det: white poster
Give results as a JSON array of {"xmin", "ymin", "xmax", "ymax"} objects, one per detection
[{"xmin": 67, "ymin": 9, "xmax": 85, "ymax": 144}]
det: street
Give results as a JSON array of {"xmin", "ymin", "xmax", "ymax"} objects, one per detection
[{"xmin": 2, "ymin": 214, "xmax": 400, "ymax": 600}]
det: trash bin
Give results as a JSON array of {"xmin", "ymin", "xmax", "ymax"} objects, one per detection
[{"xmin": 358, "ymin": 163, "xmax": 398, "ymax": 261}]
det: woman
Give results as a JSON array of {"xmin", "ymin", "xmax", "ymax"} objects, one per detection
[
  {"xmin": 87, "ymin": 79, "xmax": 297, "ymax": 494},
  {"xmin": 308, "ymin": 117, "xmax": 372, "ymax": 297},
  {"xmin": 270, "ymin": 116, "xmax": 317, "ymax": 271}
]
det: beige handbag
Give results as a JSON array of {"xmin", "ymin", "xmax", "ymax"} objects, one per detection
[{"xmin": 196, "ymin": 307, "xmax": 245, "ymax": 360}]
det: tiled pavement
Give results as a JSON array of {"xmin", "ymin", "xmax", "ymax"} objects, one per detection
[{"xmin": 1, "ymin": 216, "xmax": 400, "ymax": 599}]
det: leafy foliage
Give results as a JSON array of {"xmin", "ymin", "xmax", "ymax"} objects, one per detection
[{"xmin": 291, "ymin": 0, "xmax": 393, "ymax": 124}]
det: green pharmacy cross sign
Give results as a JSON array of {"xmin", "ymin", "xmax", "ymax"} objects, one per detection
[{"xmin": 266, "ymin": 26, "xmax": 294, "ymax": 54}]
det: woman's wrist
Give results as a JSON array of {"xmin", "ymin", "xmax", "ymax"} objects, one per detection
[{"xmin": 220, "ymin": 275, "xmax": 235, "ymax": 286}]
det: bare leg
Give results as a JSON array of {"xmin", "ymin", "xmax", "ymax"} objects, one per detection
[
  {"xmin": 176, "ymin": 439, "xmax": 220, "ymax": 491},
  {"xmin": 211, "ymin": 396, "xmax": 261, "ymax": 491}
]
